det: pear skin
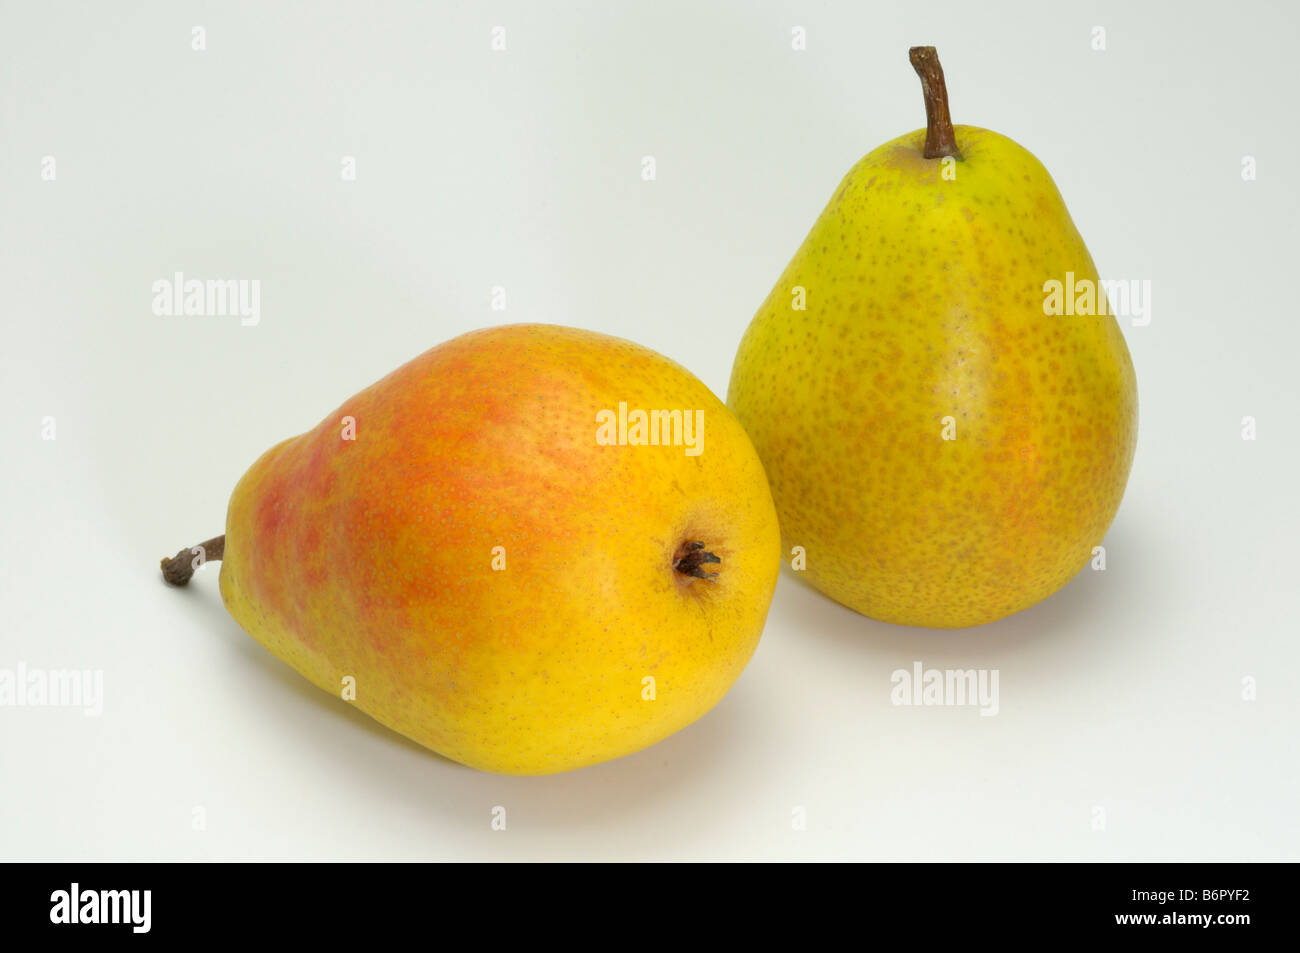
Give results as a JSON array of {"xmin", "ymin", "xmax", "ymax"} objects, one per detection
[
  {"xmin": 167, "ymin": 324, "xmax": 780, "ymax": 774},
  {"xmin": 727, "ymin": 48, "xmax": 1137, "ymax": 628}
]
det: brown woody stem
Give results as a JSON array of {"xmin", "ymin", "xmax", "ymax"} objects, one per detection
[
  {"xmin": 160, "ymin": 535, "xmax": 225, "ymax": 586},
  {"xmin": 909, "ymin": 46, "xmax": 961, "ymax": 160}
]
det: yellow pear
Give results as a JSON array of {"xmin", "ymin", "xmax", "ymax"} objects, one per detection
[
  {"xmin": 163, "ymin": 324, "xmax": 780, "ymax": 774},
  {"xmin": 728, "ymin": 48, "xmax": 1137, "ymax": 628}
]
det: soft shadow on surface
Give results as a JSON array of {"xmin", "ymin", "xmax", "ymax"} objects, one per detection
[
  {"xmin": 159, "ymin": 512, "xmax": 1155, "ymax": 847},
  {"xmin": 163, "ymin": 576, "xmax": 445, "ymax": 758},
  {"xmin": 166, "ymin": 575, "xmax": 745, "ymax": 833}
]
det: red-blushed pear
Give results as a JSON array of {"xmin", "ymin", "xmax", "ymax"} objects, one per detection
[{"xmin": 163, "ymin": 324, "xmax": 780, "ymax": 774}]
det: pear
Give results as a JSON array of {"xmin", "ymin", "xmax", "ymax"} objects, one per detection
[
  {"xmin": 163, "ymin": 324, "xmax": 780, "ymax": 774},
  {"xmin": 727, "ymin": 47, "xmax": 1137, "ymax": 628}
]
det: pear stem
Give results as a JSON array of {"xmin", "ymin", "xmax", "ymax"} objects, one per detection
[
  {"xmin": 161, "ymin": 535, "xmax": 225, "ymax": 586},
  {"xmin": 909, "ymin": 46, "xmax": 961, "ymax": 160}
]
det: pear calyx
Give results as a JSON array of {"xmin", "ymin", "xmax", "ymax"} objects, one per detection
[
  {"xmin": 674, "ymin": 539, "xmax": 721, "ymax": 582},
  {"xmin": 908, "ymin": 46, "xmax": 961, "ymax": 161},
  {"xmin": 161, "ymin": 534, "xmax": 225, "ymax": 586}
]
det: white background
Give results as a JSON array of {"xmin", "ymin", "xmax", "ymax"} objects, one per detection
[{"xmin": 2, "ymin": 0, "xmax": 1297, "ymax": 861}]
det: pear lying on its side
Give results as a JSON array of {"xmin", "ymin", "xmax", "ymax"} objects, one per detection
[
  {"xmin": 728, "ymin": 48, "xmax": 1137, "ymax": 629},
  {"xmin": 164, "ymin": 324, "xmax": 780, "ymax": 774}
]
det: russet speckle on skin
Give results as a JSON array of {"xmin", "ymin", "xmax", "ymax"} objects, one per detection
[{"xmin": 728, "ymin": 126, "xmax": 1138, "ymax": 628}]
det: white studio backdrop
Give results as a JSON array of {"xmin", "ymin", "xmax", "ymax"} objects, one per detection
[{"xmin": 1, "ymin": 0, "xmax": 1297, "ymax": 860}]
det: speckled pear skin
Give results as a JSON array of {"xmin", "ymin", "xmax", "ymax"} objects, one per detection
[
  {"xmin": 220, "ymin": 324, "xmax": 780, "ymax": 774},
  {"xmin": 728, "ymin": 125, "xmax": 1137, "ymax": 628}
]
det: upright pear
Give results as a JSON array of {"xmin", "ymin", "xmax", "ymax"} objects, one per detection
[{"xmin": 728, "ymin": 48, "xmax": 1137, "ymax": 628}]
